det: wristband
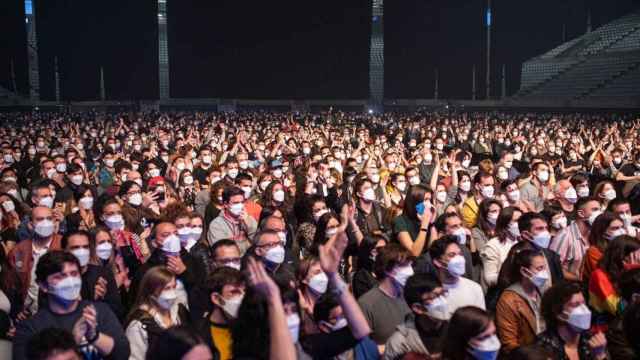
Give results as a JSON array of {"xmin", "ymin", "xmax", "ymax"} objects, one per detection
[{"xmin": 86, "ymin": 331, "xmax": 100, "ymax": 344}]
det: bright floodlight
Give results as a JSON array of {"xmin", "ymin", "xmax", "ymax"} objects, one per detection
[{"xmin": 368, "ymin": 109, "xmax": 373, "ymax": 114}]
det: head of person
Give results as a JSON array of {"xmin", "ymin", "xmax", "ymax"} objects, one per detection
[
  {"xmin": 496, "ymin": 206, "xmax": 522, "ymax": 242},
  {"xmin": 403, "ymin": 184, "xmax": 433, "ymax": 222},
  {"xmin": 429, "ymin": 236, "xmax": 466, "ymax": 281},
  {"xmin": 599, "ymin": 235, "xmax": 640, "ymax": 280},
  {"xmin": 128, "ymin": 266, "xmax": 177, "ymax": 316},
  {"xmin": 260, "ymin": 215, "xmax": 287, "ymax": 245},
  {"xmin": 154, "ymin": 222, "xmax": 181, "ymax": 256},
  {"xmin": 619, "ymin": 268, "xmax": 640, "ymax": 306},
  {"xmin": 509, "ymin": 248, "xmax": 548, "ymax": 290},
  {"xmin": 313, "ymin": 294, "xmax": 349, "ymax": 334},
  {"xmin": 97, "ymin": 196, "xmax": 125, "ymax": 231},
  {"xmin": 146, "ymin": 325, "xmax": 213, "ymax": 360},
  {"xmin": 442, "ymin": 306, "xmax": 500, "ymax": 360},
  {"xmin": 210, "ymin": 239, "xmax": 242, "ymax": 270},
  {"xmin": 354, "ymin": 177, "xmax": 376, "ymax": 204},
  {"xmin": 90, "ymin": 226, "xmax": 115, "ymax": 263},
  {"xmin": 404, "ymin": 273, "xmax": 449, "ymax": 322},
  {"xmin": 296, "ymin": 256, "xmax": 328, "ymax": 296},
  {"xmin": 30, "ymin": 182, "xmax": 54, "ymax": 209},
  {"xmin": 252, "ymin": 229, "xmax": 285, "ymax": 270},
  {"xmin": 607, "ymin": 197, "xmax": 634, "ymax": 226},
  {"xmin": 374, "ymin": 243, "xmax": 414, "ymax": 290},
  {"xmin": 541, "ymin": 281, "xmax": 591, "ymax": 335},
  {"xmin": 118, "ymin": 180, "xmax": 144, "ymax": 208},
  {"xmin": 575, "ymin": 196, "xmax": 605, "ymax": 226},
  {"xmin": 554, "ymin": 178, "xmax": 578, "ymax": 206},
  {"xmin": 532, "ymin": 162, "xmax": 550, "ymax": 184},
  {"xmin": 26, "ymin": 327, "xmax": 83, "ymax": 360},
  {"xmin": 473, "ymin": 171, "xmax": 495, "ymax": 199},
  {"xmin": 36, "ymin": 251, "xmax": 82, "ymax": 307},
  {"xmin": 518, "ymin": 212, "xmax": 551, "ymax": 249},
  {"xmin": 477, "ymin": 199, "xmax": 502, "ymax": 233},
  {"xmin": 588, "ymin": 212, "xmax": 625, "ymax": 251},
  {"xmin": 29, "ymin": 206, "xmax": 57, "ymax": 239},
  {"xmin": 356, "ymin": 234, "xmax": 387, "ymax": 273},
  {"xmin": 594, "ymin": 180, "xmax": 617, "ymax": 203},
  {"xmin": 312, "ymin": 210, "xmax": 340, "ymax": 252},
  {"xmin": 570, "ymin": 173, "xmax": 590, "ymax": 198},
  {"xmin": 541, "ymin": 203, "xmax": 568, "ymax": 231},
  {"xmin": 61, "ymin": 230, "xmax": 92, "ymax": 269},
  {"xmin": 223, "ymin": 186, "xmax": 246, "ymax": 218},
  {"xmin": 205, "ymin": 267, "xmax": 246, "ymax": 320}
]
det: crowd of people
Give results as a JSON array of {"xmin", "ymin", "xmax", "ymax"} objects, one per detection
[{"xmin": 0, "ymin": 109, "xmax": 638, "ymax": 360}]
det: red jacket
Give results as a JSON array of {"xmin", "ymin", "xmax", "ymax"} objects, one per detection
[{"xmin": 9, "ymin": 235, "xmax": 63, "ymax": 299}]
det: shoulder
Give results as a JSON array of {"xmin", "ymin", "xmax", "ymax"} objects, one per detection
[
  {"xmin": 358, "ymin": 287, "xmax": 382, "ymax": 306},
  {"xmin": 460, "ymin": 278, "xmax": 483, "ymax": 292}
]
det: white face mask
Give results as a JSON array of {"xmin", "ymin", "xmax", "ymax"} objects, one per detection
[
  {"xmin": 531, "ymin": 231, "xmax": 551, "ymax": 249},
  {"xmin": 486, "ymin": 212, "xmax": 499, "ymax": 225},
  {"xmin": 369, "ymin": 174, "xmax": 380, "ymax": 184},
  {"xmin": 565, "ymin": 304, "xmax": 591, "ymax": 332},
  {"xmin": 436, "ymin": 191, "xmax": 447, "ymax": 203},
  {"xmin": 50, "ymin": 276, "xmax": 82, "ymax": 302},
  {"xmin": 308, "ymin": 272, "xmax": 329, "ymax": 295},
  {"xmin": 603, "ymin": 189, "xmax": 617, "ymax": 201},
  {"xmin": 1, "ymin": 200, "xmax": 15, "ymax": 213},
  {"xmin": 128, "ymin": 193, "xmax": 143, "ymax": 206},
  {"xmin": 162, "ymin": 234, "xmax": 181, "ymax": 254},
  {"xmin": 34, "ymin": 219, "xmax": 55, "ymax": 238},
  {"xmin": 325, "ymin": 228, "xmax": 338, "ymax": 239},
  {"xmin": 396, "ymin": 182, "xmax": 407, "ymax": 192},
  {"xmin": 564, "ymin": 188, "xmax": 578, "ymax": 204},
  {"xmin": 577, "ymin": 186, "xmax": 590, "ymax": 198},
  {"xmin": 79, "ymin": 196, "xmax": 94, "ymax": 210},
  {"xmin": 553, "ymin": 216, "xmax": 568, "ymax": 229},
  {"xmin": 528, "ymin": 269, "xmax": 549, "ymax": 289},
  {"xmin": 361, "ymin": 188, "xmax": 376, "ymax": 202},
  {"xmin": 273, "ymin": 190, "xmax": 285, "ymax": 202},
  {"xmin": 71, "ymin": 248, "xmax": 90, "ymax": 267},
  {"xmin": 221, "ymin": 294, "xmax": 244, "ymax": 319},
  {"xmin": 480, "ymin": 185, "xmax": 494, "ymax": 199},
  {"xmin": 446, "ymin": 255, "xmax": 466, "ymax": 277},
  {"xmin": 507, "ymin": 190, "xmax": 520, "ymax": 202},
  {"xmin": 149, "ymin": 168, "xmax": 161, "ymax": 177},
  {"xmin": 156, "ymin": 289, "xmax": 178, "ymax": 310},
  {"xmin": 229, "ymin": 203, "xmax": 244, "ymax": 216},
  {"xmin": 537, "ymin": 170, "xmax": 549, "ymax": 182},
  {"xmin": 183, "ymin": 176, "xmax": 194, "ymax": 185},
  {"xmin": 313, "ymin": 209, "xmax": 329, "ymax": 222},
  {"xmin": 39, "ymin": 196, "xmax": 54, "ymax": 208},
  {"xmin": 287, "ymin": 313, "xmax": 301, "ymax": 343},
  {"xmin": 508, "ymin": 222, "xmax": 520, "ymax": 237},
  {"xmin": 391, "ymin": 265, "xmax": 414, "ymax": 287},
  {"xmin": 409, "ymin": 176, "xmax": 421, "ymax": 186},
  {"xmin": 264, "ymin": 245, "xmax": 285, "ymax": 264},
  {"xmin": 96, "ymin": 242, "xmax": 113, "ymax": 260},
  {"xmin": 425, "ymin": 295, "xmax": 449, "ymax": 321},
  {"xmin": 453, "ymin": 228, "xmax": 467, "ymax": 245},
  {"xmin": 177, "ymin": 227, "xmax": 192, "ymax": 243},
  {"xmin": 70, "ymin": 175, "xmax": 83, "ymax": 186},
  {"xmin": 606, "ymin": 228, "xmax": 626, "ymax": 241},
  {"xmin": 459, "ymin": 181, "xmax": 471, "ymax": 192},
  {"xmin": 104, "ymin": 214, "xmax": 124, "ymax": 231},
  {"xmin": 588, "ymin": 210, "xmax": 602, "ymax": 225}
]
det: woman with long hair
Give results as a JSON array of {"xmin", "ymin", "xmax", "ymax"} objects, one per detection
[
  {"xmin": 480, "ymin": 206, "xmax": 522, "ymax": 297},
  {"xmin": 204, "ymin": 180, "xmax": 226, "ymax": 229},
  {"xmin": 581, "ymin": 212, "xmax": 625, "ymax": 283},
  {"xmin": 126, "ymin": 266, "xmax": 190, "ymax": 360},
  {"xmin": 352, "ymin": 234, "xmax": 387, "ymax": 299},
  {"xmin": 471, "ymin": 199, "xmax": 503, "ymax": 261},
  {"xmin": 442, "ymin": 306, "xmax": 501, "ymax": 360},
  {"xmin": 145, "ymin": 325, "xmax": 213, "ymax": 360},
  {"xmin": 393, "ymin": 184, "xmax": 434, "ymax": 257},
  {"xmin": 588, "ymin": 235, "xmax": 640, "ymax": 332},
  {"xmin": 495, "ymin": 249, "xmax": 548, "ymax": 355},
  {"xmin": 593, "ymin": 180, "xmax": 617, "ymax": 211},
  {"xmin": 294, "ymin": 195, "xmax": 328, "ymax": 258}
]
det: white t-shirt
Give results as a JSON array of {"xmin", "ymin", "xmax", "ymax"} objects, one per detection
[{"xmin": 443, "ymin": 277, "xmax": 486, "ymax": 318}]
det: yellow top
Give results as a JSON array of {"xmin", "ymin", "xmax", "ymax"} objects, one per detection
[{"xmin": 211, "ymin": 323, "xmax": 232, "ymax": 360}]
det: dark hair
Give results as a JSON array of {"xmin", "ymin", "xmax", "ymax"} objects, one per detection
[
  {"xmin": 313, "ymin": 294, "xmax": 340, "ymax": 323},
  {"xmin": 509, "ymin": 344, "xmax": 554, "ymax": 360},
  {"xmin": 442, "ymin": 306, "xmax": 492, "ymax": 360},
  {"xmin": 517, "ymin": 212, "xmax": 547, "ymax": 233},
  {"xmin": 588, "ymin": 212, "xmax": 621, "ymax": 251},
  {"xmin": 374, "ymin": 243, "xmax": 412, "ymax": 280},
  {"xmin": 403, "ymin": 184, "xmax": 430, "ymax": 222},
  {"xmin": 623, "ymin": 302, "xmax": 640, "ymax": 354},
  {"xmin": 311, "ymin": 210, "xmax": 340, "ymax": 254},
  {"xmin": 26, "ymin": 327, "xmax": 81, "ymax": 360},
  {"xmin": 477, "ymin": 199, "xmax": 502, "ymax": 235},
  {"xmin": 541, "ymin": 281, "xmax": 583, "ymax": 330},
  {"xmin": 204, "ymin": 267, "xmax": 245, "ymax": 296},
  {"xmin": 145, "ymin": 325, "xmax": 206, "ymax": 360},
  {"xmin": 619, "ymin": 268, "xmax": 640, "ymax": 302},
  {"xmin": 509, "ymin": 249, "xmax": 544, "ymax": 285},
  {"xmin": 61, "ymin": 229, "xmax": 91, "ymax": 249},
  {"xmin": 599, "ymin": 235, "xmax": 640, "ymax": 280},
  {"xmin": 496, "ymin": 206, "xmax": 521, "ymax": 243},
  {"xmin": 118, "ymin": 180, "xmax": 141, "ymax": 198},
  {"xmin": 428, "ymin": 235, "xmax": 459, "ymax": 262},
  {"xmin": 222, "ymin": 186, "xmax": 245, "ymax": 203},
  {"xmin": 575, "ymin": 196, "xmax": 600, "ymax": 211},
  {"xmin": 356, "ymin": 234, "xmax": 388, "ymax": 273},
  {"xmin": 434, "ymin": 212, "xmax": 460, "ymax": 233},
  {"xmin": 570, "ymin": 173, "xmax": 589, "ymax": 189},
  {"xmin": 211, "ymin": 239, "xmax": 240, "ymax": 260},
  {"xmin": 35, "ymin": 250, "xmax": 80, "ymax": 284},
  {"xmin": 607, "ymin": 197, "xmax": 630, "ymax": 212},
  {"xmin": 404, "ymin": 273, "xmax": 442, "ymax": 306},
  {"xmin": 540, "ymin": 203, "xmax": 564, "ymax": 225},
  {"xmin": 235, "ymin": 172, "xmax": 253, "ymax": 185}
]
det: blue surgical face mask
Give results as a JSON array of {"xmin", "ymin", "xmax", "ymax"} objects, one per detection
[{"xmin": 416, "ymin": 202, "xmax": 425, "ymax": 216}]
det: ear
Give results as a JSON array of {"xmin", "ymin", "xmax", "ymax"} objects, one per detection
[
  {"xmin": 211, "ymin": 293, "xmax": 224, "ymax": 308},
  {"xmin": 410, "ymin": 303, "xmax": 426, "ymax": 316}
]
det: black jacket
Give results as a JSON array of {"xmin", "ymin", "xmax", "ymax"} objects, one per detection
[{"xmin": 81, "ymin": 264, "xmax": 124, "ymax": 320}]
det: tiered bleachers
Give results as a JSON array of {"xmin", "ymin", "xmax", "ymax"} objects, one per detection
[
  {"xmin": 607, "ymin": 27, "xmax": 640, "ymax": 52},
  {"xmin": 519, "ymin": 59, "xmax": 578, "ymax": 90},
  {"xmin": 577, "ymin": 12, "xmax": 640, "ymax": 56},
  {"xmin": 590, "ymin": 64, "xmax": 640, "ymax": 97}
]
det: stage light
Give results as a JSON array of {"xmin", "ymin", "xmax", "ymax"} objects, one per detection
[{"xmin": 368, "ymin": 109, "xmax": 373, "ymax": 114}]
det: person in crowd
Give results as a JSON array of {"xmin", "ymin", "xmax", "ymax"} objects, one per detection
[
  {"xmin": 442, "ymin": 306, "xmax": 501, "ymax": 360},
  {"xmin": 62, "ymin": 230, "xmax": 123, "ymax": 319},
  {"xmin": 606, "ymin": 197, "xmax": 640, "ymax": 237},
  {"xmin": 520, "ymin": 162, "xmax": 554, "ymax": 212},
  {"xmin": 605, "ymin": 268, "xmax": 640, "ymax": 360},
  {"xmin": 393, "ymin": 184, "xmax": 434, "ymax": 257},
  {"xmin": 429, "ymin": 236, "xmax": 485, "ymax": 318},
  {"xmin": 125, "ymin": 266, "xmax": 190, "ymax": 360},
  {"xmin": 470, "ymin": 199, "xmax": 502, "ymax": 265},
  {"xmin": 588, "ymin": 235, "xmax": 640, "ymax": 332},
  {"xmin": 495, "ymin": 249, "xmax": 548, "ymax": 354},
  {"xmin": 480, "ymin": 206, "xmax": 521, "ymax": 298},
  {"xmin": 13, "ymin": 250, "xmax": 130, "ymax": 360},
  {"xmin": 593, "ymin": 180, "xmax": 617, "ymax": 210},
  {"xmin": 207, "ymin": 186, "xmax": 258, "ymax": 255},
  {"xmin": 352, "ymin": 234, "xmax": 387, "ymax": 299},
  {"xmin": 358, "ymin": 243, "xmax": 413, "ymax": 346},
  {"xmin": 25, "ymin": 328, "xmax": 83, "ymax": 360},
  {"xmin": 550, "ymin": 196, "xmax": 603, "ymax": 281},
  {"xmin": 581, "ymin": 212, "xmax": 625, "ymax": 283},
  {"xmin": 461, "ymin": 172, "xmax": 495, "ymax": 228},
  {"xmin": 383, "ymin": 273, "xmax": 449, "ymax": 360},
  {"xmin": 537, "ymin": 281, "xmax": 608, "ymax": 360}
]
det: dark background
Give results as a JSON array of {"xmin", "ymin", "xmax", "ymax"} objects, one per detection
[{"xmin": 1, "ymin": 0, "xmax": 639, "ymax": 100}]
